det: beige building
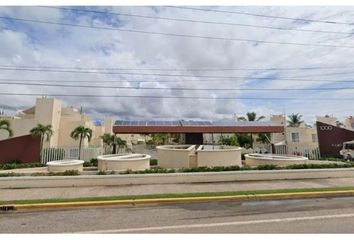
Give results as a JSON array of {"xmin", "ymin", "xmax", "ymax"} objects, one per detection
[
  {"xmin": 0, "ymin": 97, "xmax": 113, "ymax": 148},
  {"xmin": 270, "ymin": 115, "xmax": 318, "ymax": 154}
]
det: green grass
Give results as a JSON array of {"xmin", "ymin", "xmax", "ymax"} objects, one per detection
[
  {"xmin": 0, "ymin": 172, "xmax": 23, "ymax": 177},
  {"xmin": 3, "ymin": 186, "xmax": 354, "ymax": 206}
]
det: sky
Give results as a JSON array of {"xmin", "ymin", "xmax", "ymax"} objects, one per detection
[{"xmin": 0, "ymin": 5, "xmax": 354, "ymax": 124}]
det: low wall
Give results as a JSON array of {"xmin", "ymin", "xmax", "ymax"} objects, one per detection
[
  {"xmin": 1, "ymin": 168, "xmax": 354, "ymax": 189},
  {"xmin": 196, "ymin": 145, "xmax": 242, "ymax": 167},
  {"xmin": 97, "ymin": 154, "xmax": 150, "ymax": 171},
  {"xmin": 156, "ymin": 145, "xmax": 196, "ymax": 168},
  {"xmin": 0, "ymin": 135, "xmax": 40, "ymax": 164}
]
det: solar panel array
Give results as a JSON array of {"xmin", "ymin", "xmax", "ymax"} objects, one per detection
[
  {"xmin": 115, "ymin": 120, "xmax": 276, "ymax": 127},
  {"xmin": 115, "ymin": 120, "xmax": 212, "ymax": 126}
]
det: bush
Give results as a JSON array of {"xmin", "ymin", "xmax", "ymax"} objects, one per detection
[
  {"xmin": 150, "ymin": 159, "xmax": 158, "ymax": 166},
  {"xmin": 256, "ymin": 164, "xmax": 280, "ymax": 170},
  {"xmin": 0, "ymin": 162, "xmax": 44, "ymax": 170},
  {"xmin": 5, "ymin": 159, "xmax": 22, "ymax": 164},
  {"xmin": 31, "ymin": 170, "xmax": 80, "ymax": 176},
  {"xmin": 90, "ymin": 158, "xmax": 98, "ymax": 167},
  {"xmin": 97, "ymin": 170, "xmax": 107, "ymax": 175},
  {"xmin": 0, "ymin": 172, "xmax": 23, "ymax": 177}
]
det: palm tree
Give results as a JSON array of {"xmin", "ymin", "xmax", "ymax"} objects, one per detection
[
  {"xmin": 287, "ymin": 113, "xmax": 304, "ymax": 127},
  {"xmin": 101, "ymin": 133, "xmax": 113, "ymax": 154},
  {"xmin": 114, "ymin": 136, "xmax": 127, "ymax": 154},
  {"xmin": 238, "ymin": 112, "xmax": 266, "ymax": 148},
  {"xmin": 30, "ymin": 124, "xmax": 53, "ymax": 160},
  {"xmin": 0, "ymin": 119, "xmax": 14, "ymax": 137},
  {"xmin": 70, "ymin": 126, "xmax": 93, "ymax": 160}
]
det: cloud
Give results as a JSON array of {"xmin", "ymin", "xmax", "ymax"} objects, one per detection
[{"xmin": 0, "ymin": 6, "xmax": 354, "ymax": 124}]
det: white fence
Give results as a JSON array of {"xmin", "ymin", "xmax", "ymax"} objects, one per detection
[
  {"xmin": 41, "ymin": 147, "xmax": 103, "ymax": 164},
  {"xmin": 274, "ymin": 145, "xmax": 321, "ymax": 160}
]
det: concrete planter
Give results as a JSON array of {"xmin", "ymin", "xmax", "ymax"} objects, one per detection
[
  {"xmin": 47, "ymin": 160, "xmax": 84, "ymax": 172},
  {"xmin": 1, "ymin": 168, "xmax": 354, "ymax": 189}
]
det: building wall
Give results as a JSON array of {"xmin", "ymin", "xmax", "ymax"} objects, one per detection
[
  {"xmin": 270, "ymin": 115, "xmax": 319, "ymax": 153},
  {"xmin": 317, "ymin": 121, "xmax": 354, "ymax": 157},
  {"xmin": 0, "ymin": 97, "xmax": 112, "ymax": 149},
  {"xmin": 0, "ymin": 135, "xmax": 40, "ymax": 164}
]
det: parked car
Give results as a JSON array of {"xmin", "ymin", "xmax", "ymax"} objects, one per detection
[{"xmin": 340, "ymin": 140, "xmax": 354, "ymax": 160}]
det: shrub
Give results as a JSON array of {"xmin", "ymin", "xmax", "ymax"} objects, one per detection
[
  {"xmin": 256, "ymin": 164, "xmax": 280, "ymax": 170},
  {"xmin": 90, "ymin": 158, "xmax": 98, "ymax": 167},
  {"xmin": 5, "ymin": 159, "xmax": 22, "ymax": 164},
  {"xmin": 97, "ymin": 170, "xmax": 107, "ymax": 175},
  {"xmin": 48, "ymin": 170, "xmax": 80, "ymax": 176},
  {"xmin": 0, "ymin": 172, "xmax": 22, "ymax": 177},
  {"xmin": 0, "ymin": 162, "xmax": 44, "ymax": 170},
  {"xmin": 150, "ymin": 159, "xmax": 158, "ymax": 166}
]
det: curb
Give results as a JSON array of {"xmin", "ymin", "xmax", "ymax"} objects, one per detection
[{"xmin": 2, "ymin": 190, "xmax": 354, "ymax": 211}]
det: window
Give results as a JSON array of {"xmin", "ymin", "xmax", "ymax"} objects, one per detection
[
  {"xmin": 312, "ymin": 134, "xmax": 318, "ymax": 142},
  {"xmin": 291, "ymin": 132, "xmax": 300, "ymax": 142}
]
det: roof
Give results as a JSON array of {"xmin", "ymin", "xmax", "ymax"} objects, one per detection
[{"xmin": 113, "ymin": 119, "xmax": 284, "ymax": 134}]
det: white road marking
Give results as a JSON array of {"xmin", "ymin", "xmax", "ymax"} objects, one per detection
[{"xmin": 75, "ymin": 212, "xmax": 354, "ymax": 233}]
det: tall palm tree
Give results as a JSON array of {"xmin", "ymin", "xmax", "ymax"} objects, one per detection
[
  {"xmin": 30, "ymin": 124, "xmax": 53, "ymax": 160},
  {"xmin": 101, "ymin": 133, "xmax": 113, "ymax": 154},
  {"xmin": 237, "ymin": 112, "xmax": 265, "ymax": 122},
  {"xmin": 0, "ymin": 119, "xmax": 14, "ymax": 137},
  {"xmin": 70, "ymin": 126, "xmax": 93, "ymax": 160},
  {"xmin": 114, "ymin": 136, "xmax": 127, "ymax": 154},
  {"xmin": 237, "ymin": 112, "xmax": 266, "ymax": 148},
  {"xmin": 287, "ymin": 113, "xmax": 304, "ymax": 127}
]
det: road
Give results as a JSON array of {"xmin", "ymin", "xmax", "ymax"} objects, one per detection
[{"xmin": 2, "ymin": 196, "xmax": 354, "ymax": 233}]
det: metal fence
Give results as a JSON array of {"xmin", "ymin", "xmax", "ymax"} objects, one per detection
[
  {"xmin": 274, "ymin": 145, "xmax": 321, "ymax": 160},
  {"xmin": 41, "ymin": 147, "xmax": 103, "ymax": 164}
]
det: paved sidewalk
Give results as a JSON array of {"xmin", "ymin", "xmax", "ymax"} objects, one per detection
[{"xmin": 1, "ymin": 177, "xmax": 354, "ymax": 201}]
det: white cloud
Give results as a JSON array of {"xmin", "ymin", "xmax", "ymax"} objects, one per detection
[{"xmin": 0, "ymin": 6, "xmax": 354, "ymax": 124}]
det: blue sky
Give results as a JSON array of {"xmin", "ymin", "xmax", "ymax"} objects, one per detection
[{"xmin": 0, "ymin": 6, "xmax": 354, "ymax": 124}]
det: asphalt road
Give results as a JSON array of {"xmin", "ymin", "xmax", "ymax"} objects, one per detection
[{"xmin": 2, "ymin": 196, "xmax": 354, "ymax": 233}]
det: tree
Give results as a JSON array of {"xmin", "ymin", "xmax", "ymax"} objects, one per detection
[
  {"xmin": 101, "ymin": 133, "xmax": 113, "ymax": 154},
  {"xmin": 30, "ymin": 124, "xmax": 53, "ymax": 160},
  {"xmin": 256, "ymin": 133, "xmax": 271, "ymax": 144},
  {"xmin": 70, "ymin": 126, "xmax": 93, "ymax": 160},
  {"xmin": 0, "ymin": 119, "xmax": 14, "ymax": 137},
  {"xmin": 237, "ymin": 112, "xmax": 265, "ymax": 122},
  {"xmin": 218, "ymin": 135, "xmax": 239, "ymax": 146},
  {"xmin": 237, "ymin": 112, "xmax": 266, "ymax": 148},
  {"xmin": 114, "ymin": 136, "xmax": 127, "ymax": 154},
  {"xmin": 287, "ymin": 113, "xmax": 304, "ymax": 127}
]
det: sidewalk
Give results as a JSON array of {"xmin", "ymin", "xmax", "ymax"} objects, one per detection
[{"xmin": 1, "ymin": 177, "xmax": 354, "ymax": 201}]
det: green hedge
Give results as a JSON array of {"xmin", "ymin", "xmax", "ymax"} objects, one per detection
[
  {"xmin": 121, "ymin": 162, "xmax": 353, "ymax": 175},
  {"xmin": 0, "ymin": 162, "xmax": 44, "ymax": 170}
]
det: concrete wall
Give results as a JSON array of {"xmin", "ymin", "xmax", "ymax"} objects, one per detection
[
  {"xmin": 196, "ymin": 145, "xmax": 242, "ymax": 167},
  {"xmin": 157, "ymin": 145, "xmax": 196, "ymax": 168},
  {"xmin": 2, "ymin": 168, "xmax": 354, "ymax": 189}
]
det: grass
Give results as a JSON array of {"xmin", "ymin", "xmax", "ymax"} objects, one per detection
[
  {"xmin": 0, "ymin": 172, "xmax": 23, "ymax": 177},
  {"xmin": 3, "ymin": 186, "xmax": 354, "ymax": 206}
]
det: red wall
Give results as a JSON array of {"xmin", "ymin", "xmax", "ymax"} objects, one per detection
[
  {"xmin": 317, "ymin": 121, "xmax": 354, "ymax": 157},
  {"xmin": 0, "ymin": 135, "xmax": 41, "ymax": 164}
]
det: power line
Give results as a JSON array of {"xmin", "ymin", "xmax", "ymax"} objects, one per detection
[
  {"xmin": 0, "ymin": 92, "xmax": 353, "ymax": 101},
  {"xmin": 1, "ymin": 68, "xmax": 354, "ymax": 83},
  {"xmin": 1, "ymin": 77, "xmax": 354, "ymax": 84},
  {"xmin": 0, "ymin": 81, "xmax": 353, "ymax": 91},
  {"xmin": 0, "ymin": 64, "xmax": 353, "ymax": 71},
  {"xmin": 41, "ymin": 6, "xmax": 353, "ymax": 36},
  {"xmin": 1, "ymin": 16, "xmax": 354, "ymax": 49},
  {"xmin": 167, "ymin": 6, "xmax": 354, "ymax": 26}
]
